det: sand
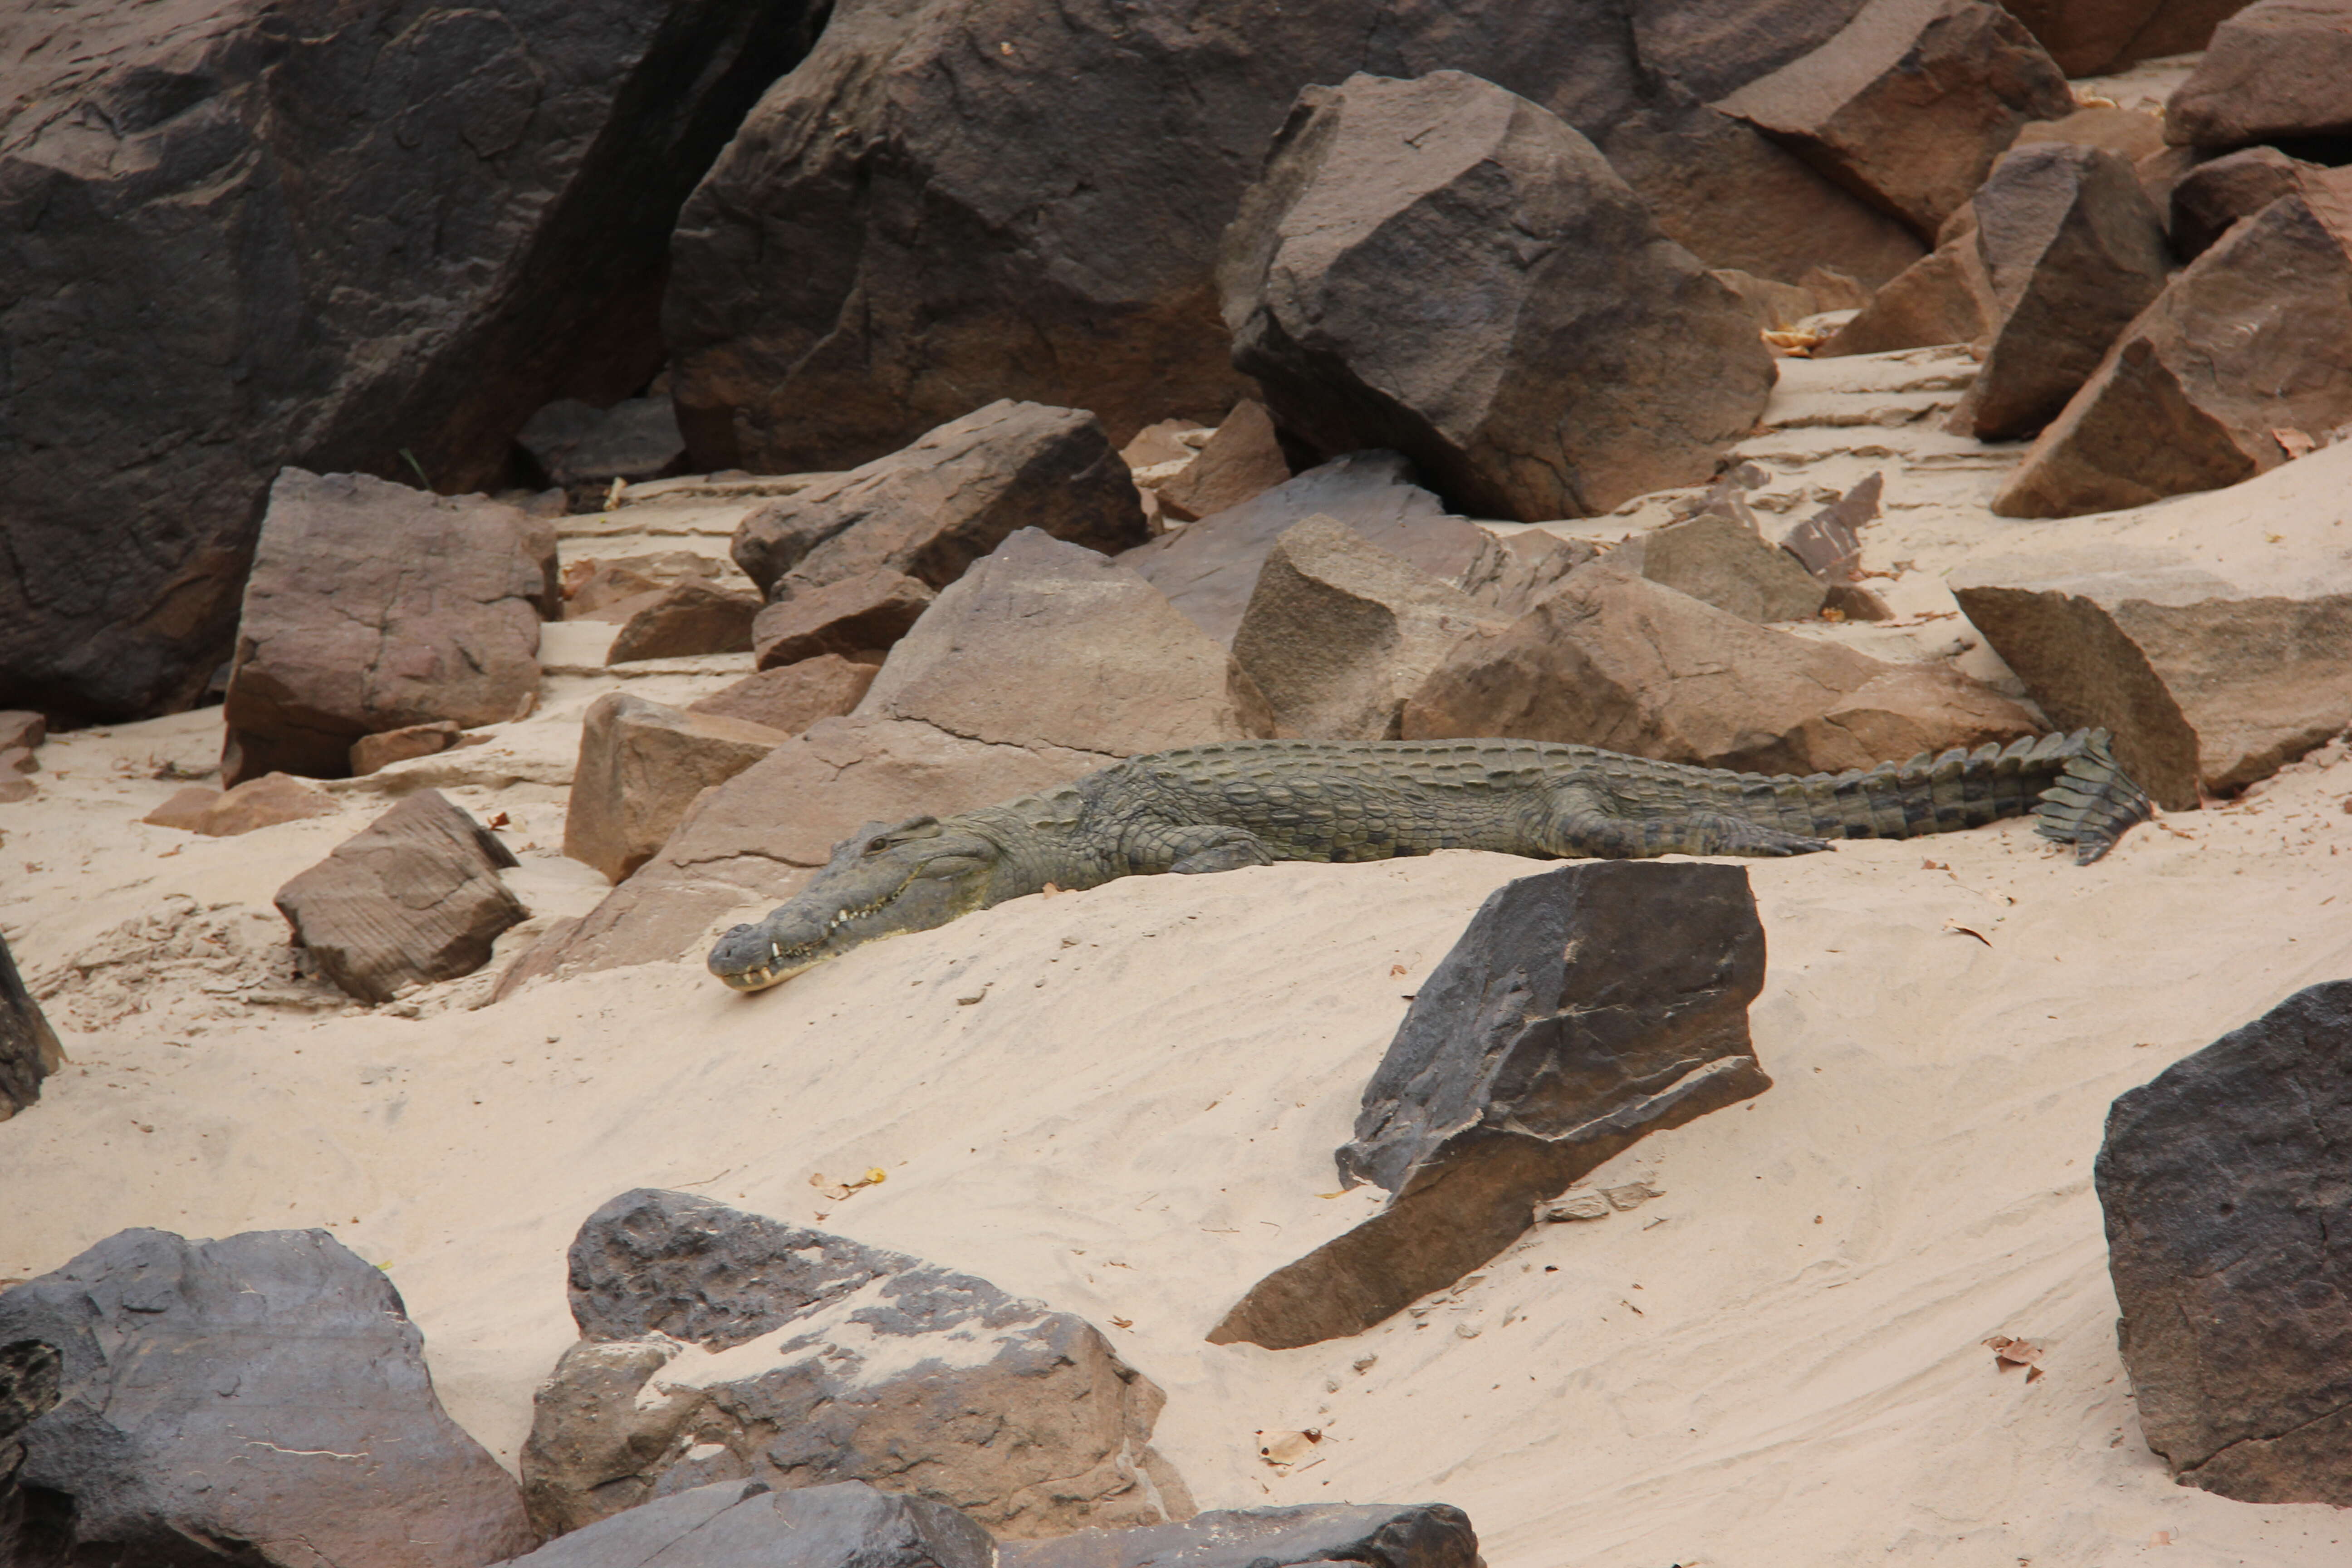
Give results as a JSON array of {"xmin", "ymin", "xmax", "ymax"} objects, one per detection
[{"xmin": 6, "ymin": 347, "xmax": 2352, "ymax": 1568}]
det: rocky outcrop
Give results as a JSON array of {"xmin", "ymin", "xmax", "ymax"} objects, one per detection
[
  {"xmin": 1221, "ymin": 71, "xmax": 1774, "ymax": 522},
  {"xmin": 2097, "ymin": 980, "xmax": 2352, "ymax": 1504},
  {"xmin": 687, "ymin": 656, "xmax": 879, "ymax": 734},
  {"xmin": 0, "ymin": 933, "xmax": 64, "ymax": 1122},
  {"xmin": 606, "ymin": 580, "xmax": 762, "ymax": 664},
  {"xmin": 275, "ymin": 789, "xmax": 527, "ymax": 1002},
  {"xmin": 1232, "ymin": 519, "xmax": 1502, "ymax": 741},
  {"xmin": 522, "ymin": 1191, "xmax": 1192, "ymax": 1540},
  {"xmin": 222, "ymin": 470, "xmax": 557, "ymax": 784},
  {"xmin": 1716, "ymin": 0, "xmax": 2073, "ymax": 238},
  {"xmin": 1994, "ymin": 192, "xmax": 2352, "ymax": 517},
  {"xmin": 1210, "ymin": 861, "xmax": 1768, "ymax": 1348},
  {"xmin": 1000, "ymin": 1502, "xmax": 1482, "ymax": 1568},
  {"xmin": 0, "ymin": 1226, "xmax": 534, "ymax": 1567},
  {"xmin": 0, "ymin": 0, "xmax": 825, "ymax": 723},
  {"xmin": 142, "ymin": 772, "xmax": 342, "ymax": 836},
  {"xmin": 1401, "ymin": 565, "xmax": 2040, "ymax": 776},
  {"xmin": 2000, "ymin": 0, "xmax": 2254, "ymax": 74},
  {"xmin": 2164, "ymin": 0, "xmax": 2352, "ymax": 151},
  {"xmin": 1154, "ymin": 402, "xmax": 1291, "ymax": 525},
  {"xmin": 496, "ymin": 1480, "xmax": 995, "ymax": 1568},
  {"xmin": 565, "ymin": 695, "xmax": 784, "ymax": 883}
]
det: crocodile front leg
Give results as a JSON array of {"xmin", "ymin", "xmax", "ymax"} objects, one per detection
[{"xmin": 1121, "ymin": 822, "xmax": 1279, "ymax": 875}]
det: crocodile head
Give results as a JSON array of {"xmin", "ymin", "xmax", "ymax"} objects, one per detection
[{"xmin": 707, "ymin": 816, "xmax": 1003, "ymax": 992}]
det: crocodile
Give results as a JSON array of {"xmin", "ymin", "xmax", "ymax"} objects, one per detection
[{"xmin": 708, "ymin": 730, "xmax": 2151, "ymax": 991}]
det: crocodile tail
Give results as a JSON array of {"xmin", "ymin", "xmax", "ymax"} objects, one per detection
[{"xmin": 2029, "ymin": 728, "xmax": 2152, "ymax": 864}]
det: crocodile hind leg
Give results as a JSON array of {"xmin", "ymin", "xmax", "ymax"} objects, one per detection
[
  {"xmin": 1124, "ymin": 823, "xmax": 1280, "ymax": 875},
  {"xmin": 1539, "ymin": 784, "xmax": 1832, "ymax": 859}
]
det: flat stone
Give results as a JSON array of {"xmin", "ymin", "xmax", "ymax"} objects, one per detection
[
  {"xmin": 142, "ymin": 772, "xmax": 341, "ymax": 836},
  {"xmin": 607, "ymin": 579, "xmax": 762, "ymax": 663},
  {"xmin": 999, "ymin": 1502, "xmax": 1481, "ymax": 1568},
  {"xmin": 352, "ymin": 721, "xmax": 465, "ymax": 776},
  {"xmin": 752, "ymin": 572, "xmax": 936, "ymax": 667},
  {"xmin": 563, "ymin": 551, "xmax": 725, "ymax": 618},
  {"xmin": 564, "ymin": 695, "xmax": 785, "ymax": 883}
]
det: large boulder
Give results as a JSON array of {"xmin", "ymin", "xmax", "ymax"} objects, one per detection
[
  {"xmin": 495, "ymin": 1480, "xmax": 994, "ymax": 1568},
  {"xmin": 275, "ymin": 789, "xmax": 528, "ymax": 1002},
  {"xmin": 1210, "ymin": 861, "xmax": 1768, "ymax": 1349},
  {"xmin": 2097, "ymin": 981, "xmax": 2352, "ymax": 1505},
  {"xmin": 1220, "ymin": 70, "xmax": 1774, "ymax": 522},
  {"xmin": 1716, "ymin": 0, "xmax": 2073, "ymax": 237},
  {"xmin": 221, "ymin": 470, "xmax": 556, "ymax": 783},
  {"xmin": 565, "ymin": 694, "xmax": 784, "ymax": 883},
  {"xmin": 999, "ymin": 1502, "xmax": 1481, "ymax": 1568},
  {"xmin": 0, "ymin": 1226, "xmax": 534, "ymax": 1567},
  {"xmin": 0, "ymin": 932, "xmax": 64, "ymax": 1122},
  {"xmin": 2164, "ymin": 0, "xmax": 2352, "ymax": 151},
  {"xmin": 522, "ymin": 1191, "xmax": 1191, "ymax": 1540},
  {"xmin": 0, "ymin": 0, "xmax": 825, "ymax": 723},
  {"xmin": 1401, "ymin": 565, "xmax": 2040, "ymax": 776},
  {"xmin": 1993, "ymin": 192, "xmax": 2352, "ymax": 518},
  {"xmin": 2000, "ymin": 0, "xmax": 2254, "ymax": 74}
]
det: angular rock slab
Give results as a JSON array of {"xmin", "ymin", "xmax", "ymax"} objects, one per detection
[
  {"xmin": 223, "ymin": 470, "xmax": 557, "ymax": 783},
  {"xmin": 496, "ymin": 1479, "xmax": 993, "ymax": 1568},
  {"xmin": 0, "ymin": 932, "xmax": 64, "ymax": 1122},
  {"xmin": 687, "ymin": 656, "xmax": 879, "ymax": 735},
  {"xmin": 1000, "ymin": 1502, "xmax": 1481, "ymax": 1568},
  {"xmin": 142, "ymin": 771, "xmax": 340, "ymax": 837},
  {"xmin": 565, "ymin": 694, "xmax": 784, "ymax": 884},
  {"xmin": 1222, "ymin": 71, "xmax": 1773, "ymax": 522},
  {"xmin": 1818, "ymin": 234, "xmax": 1994, "ymax": 355},
  {"xmin": 2001, "ymin": 0, "xmax": 2254, "ymax": 74},
  {"xmin": 1634, "ymin": 512, "xmax": 1828, "ymax": 623},
  {"xmin": 2097, "ymin": 980, "xmax": 2352, "ymax": 1504},
  {"xmin": 2165, "ymin": 0, "xmax": 2352, "ymax": 150},
  {"xmin": 607, "ymin": 580, "xmax": 762, "ymax": 663},
  {"xmin": 0, "ymin": 1227, "xmax": 533, "ymax": 1568},
  {"xmin": 276, "ymin": 789, "xmax": 526, "ymax": 1003},
  {"xmin": 2165, "ymin": 147, "xmax": 2342, "ymax": 259},
  {"xmin": 522, "ymin": 1190, "xmax": 1192, "ymax": 1539},
  {"xmin": 754, "ymin": 572, "xmax": 937, "ymax": 668},
  {"xmin": 1210, "ymin": 862, "xmax": 1768, "ymax": 1348},
  {"xmin": 1155, "ymin": 401, "xmax": 1291, "ymax": 525}
]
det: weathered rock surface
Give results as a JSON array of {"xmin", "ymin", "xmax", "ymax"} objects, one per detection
[
  {"xmin": 1818, "ymin": 234, "xmax": 1994, "ymax": 354},
  {"xmin": 0, "ymin": 1226, "xmax": 534, "ymax": 1567},
  {"xmin": 522, "ymin": 1190, "xmax": 1191, "ymax": 1539},
  {"xmin": 565, "ymin": 553, "xmax": 725, "ymax": 618},
  {"xmin": 2097, "ymin": 980, "xmax": 2352, "ymax": 1504},
  {"xmin": 856, "ymin": 531, "xmax": 1274, "ymax": 755},
  {"xmin": 2001, "ymin": 0, "xmax": 2253, "ymax": 74},
  {"xmin": 607, "ymin": 580, "xmax": 762, "ymax": 663},
  {"xmin": 142, "ymin": 771, "xmax": 342, "ymax": 836},
  {"xmin": 1402, "ymin": 565, "xmax": 2040, "ymax": 775},
  {"xmin": 1994, "ymin": 192, "xmax": 2352, "ymax": 517},
  {"xmin": 2165, "ymin": 0, "xmax": 2352, "ymax": 150},
  {"xmin": 1154, "ymin": 402, "xmax": 1292, "ymax": 525},
  {"xmin": 2166, "ymin": 148, "xmax": 2351, "ymax": 258},
  {"xmin": 1716, "ymin": 0, "xmax": 2074, "ymax": 237},
  {"xmin": 1000, "ymin": 1501, "xmax": 1482, "ymax": 1568},
  {"xmin": 1222, "ymin": 71, "xmax": 1774, "ymax": 522},
  {"xmin": 1211, "ymin": 862, "xmax": 1769, "ymax": 1348},
  {"xmin": 1233, "ymin": 519, "xmax": 1502, "ymax": 741},
  {"xmin": 276, "ymin": 789, "xmax": 527, "ymax": 1003},
  {"xmin": 730, "ymin": 402, "xmax": 1147, "ymax": 598},
  {"xmin": 222, "ymin": 470, "xmax": 557, "ymax": 784},
  {"xmin": 0, "ymin": 0, "xmax": 825, "ymax": 723},
  {"xmin": 0, "ymin": 713, "xmax": 42, "ymax": 754},
  {"xmin": 753, "ymin": 573, "xmax": 939, "ymax": 668},
  {"xmin": 1634, "ymin": 513, "xmax": 1829, "ymax": 622},
  {"xmin": 519, "ymin": 397, "xmax": 686, "ymax": 497},
  {"xmin": 0, "ymin": 932, "xmax": 64, "ymax": 1122},
  {"xmin": 1778, "ymin": 472, "xmax": 1884, "ymax": 584},
  {"xmin": 566, "ymin": 695, "xmax": 784, "ymax": 884},
  {"xmin": 497, "ymin": 1480, "xmax": 995, "ymax": 1568},
  {"xmin": 353, "ymin": 721, "xmax": 468, "ymax": 776},
  {"xmin": 1957, "ymin": 143, "xmax": 2172, "ymax": 441},
  {"xmin": 687, "ymin": 656, "xmax": 879, "ymax": 735}
]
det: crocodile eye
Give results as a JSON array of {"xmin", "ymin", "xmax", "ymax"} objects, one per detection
[{"xmin": 866, "ymin": 836, "xmax": 891, "ymax": 853}]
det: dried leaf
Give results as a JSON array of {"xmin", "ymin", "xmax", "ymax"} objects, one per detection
[
  {"xmin": 487, "ymin": 811, "xmax": 511, "ymax": 829},
  {"xmin": 1921, "ymin": 859, "xmax": 1950, "ymax": 871},
  {"xmin": 1110, "ymin": 1316, "xmax": 1133, "ymax": 1329},
  {"xmin": 1944, "ymin": 921, "xmax": 1992, "ymax": 946},
  {"xmin": 1984, "ymin": 1334, "xmax": 2044, "ymax": 1367},
  {"xmin": 1389, "ymin": 963, "xmax": 1407, "ymax": 977}
]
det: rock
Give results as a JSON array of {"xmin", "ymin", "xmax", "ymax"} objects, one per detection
[
  {"xmin": 0, "ymin": 712, "xmax": 43, "ymax": 754},
  {"xmin": 0, "ymin": 0, "xmax": 827, "ymax": 723},
  {"xmin": 1818, "ymin": 236, "xmax": 1994, "ymax": 354},
  {"xmin": 141, "ymin": 771, "xmax": 342, "ymax": 836},
  {"xmin": 856, "ymin": 530, "xmax": 1274, "ymax": 754},
  {"xmin": 1779, "ymin": 472, "xmax": 1884, "ymax": 582},
  {"xmin": 495, "ymin": 1480, "xmax": 994, "ymax": 1568},
  {"xmin": 730, "ymin": 402, "xmax": 1148, "ymax": 598},
  {"xmin": 0, "ymin": 748, "xmax": 34, "ymax": 776},
  {"xmin": 2165, "ymin": 0, "xmax": 2352, "ymax": 150},
  {"xmin": 607, "ymin": 580, "xmax": 763, "ymax": 663},
  {"xmin": 0, "ymin": 1226, "xmax": 534, "ymax": 1566},
  {"xmin": 998, "ymin": 1502, "xmax": 1481, "ymax": 1568},
  {"xmin": 1993, "ymin": 192, "xmax": 2352, "ymax": 518},
  {"xmin": 1154, "ymin": 402, "xmax": 1292, "ymax": 524},
  {"xmin": 2166, "ymin": 148, "xmax": 2348, "ymax": 259},
  {"xmin": 353, "ymin": 722, "xmax": 467, "ymax": 776},
  {"xmin": 0, "ymin": 932, "xmax": 64, "ymax": 1122},
  {"xmin": 222, "ymin": 470, "xmax": 557, "ymax": 783},
  {"xmin": 1953, "ymin": 442, "xmax": 2352, "ymax": 808},
  {"xmin": 687, "ymin": 656, "xmax": 880, "ymax": 735},
  {"xmin": 1210, "ymin": 861, "xmax": 1768, "ymax": 1348},
  {"xmin": 1955, "ymin": 143, "xmax": 2172, "ymax": 441},
  {"xmin": 275, "ymin": 789, "xmax": 527, "ymax": 1003},
  {"xmin": 1634, "ymin": 513, "xmax": 1829, "ymax": 622},
  {"xmin": 2001, "ymin": 0, "xmax": 2254, "ymax": 74},
  {"xmin": 564, "ymin": 552, "xmax": 725, "ymax": 618},
  {"xmin": 752, "ymin": 573, "xmax": 938, "ymax": 668},
  {"xmin": 1716, "ymin": 0, "xmax": 2074, "ymax": 237},
  {"xmin": 521, "ymin": 1190, "xmax": 1191, "ymax": 1540},
  {"xmin": 565, "ymin": 695, "xmax": 785, "ymax": 883},
  {"xmin": 1402, "ymin": 565, "xmax": 2040, "ymax": 775},
  {"xmin": 519, "ymin": 397, "xmax": 686, "ymax": 496},
  {"xmin": 0, "ymin": 776, "xmax": 35, "ymax": 805},
  {"xmin": 1232, "ymin": 519, "xmax": 1504, "ymax": 741},
  {"xmin": 1221, "ymin": 71, "xmax": 1774, "ymax": 522},
  {"xmin": 2097, "ymin": 980, "xmax": 2352, "ymax": 1504}
]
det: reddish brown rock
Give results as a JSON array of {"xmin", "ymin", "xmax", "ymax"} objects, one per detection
[
  {"xmin": 0, "ymin": 712, "xmax": 43, "ymax": 754},
  {"xmin": 0, "ymin": 746, "xmax": 34, "ymax": 776},
  {"xmin": 753, "ymin": 573, "xmax": 937, "ymax": 668},
  {"xmin": 2167, "ymin": 149, "xmax": 2351, "ymax": 258},
  {"xmin": 222, "ymin": 470, "xmax": 556, "ymax": 784},
  {"xmin": 275, "ymin": 789, "xmax": 526, "ymax": 1003},
  {"xmin": 1154, "ymin": 402, "xmax": 1292, "ymax": 524},
  {"xmin": 351, "ymin": 722, "xmax": 466, "ymax": 777},
  {"xmin": 1223, "ymin": 71, "xmax": 1773, "ymax": 522},
  {"xmin": 1818, "ymin": 236, "xmax": 1994, "ymax": 354},
  {"xmin": 2015, "ymin": 106, "xmax": 2169, "ymax": 162},
  {"xmin": 142, "ymin": 773, "xmax": 341, "ymax": 837},
  {"xmin": 1716, "ymin": 0, "xmax": 2074, "ymax": 237},
  {"xmin": 2001, "ymin": 0, "xmax": 2254, "ymax": 74},
  {"xmin": 2165, "ymin": 0, "xmax": 2352, "ymax": 150},
  {"xmin": 686, "ymin": 656, "xmax": 879, "ymax": 735},
  {"xmin": 1, "ymin": 931, "xmax": 64, "ymax": 1122},
  {"xmin": 565, "ymin": 695, "xmax": 785, "ymax": 883},
  {"xmin": 1634, "ymin": 513, "xmax": 1829, "ymax": 622},
  {"xmin": 563, "ymin": 553, "xmax": 724, "ymax": 618},
  {"xmin": 606, "ymin": 580, "xmax": 762, "ymax": 663}
]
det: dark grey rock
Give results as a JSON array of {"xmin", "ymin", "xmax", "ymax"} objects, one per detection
[
  {"xmin": 1210, "ymin": 862, "xmax": 1769, "ymax": 1348},
  {"xmin": 1000, "ymin": 1502, "xmax": 1481, "ymax": 1568},
  {"xmin": 2097, "ymin": 980, "xmax": 2352, "ymax": 1505},
  {"xmin": 0, "ymin": 1226, "xmax": 533, "ymax": 1568},
  {"xmin": 524, "ymin": 1190, "xmax": 1192, "ymax": 1541},
  {"xmin": 495, "ymin": 1480, "xmax": 995, "ymax": 1568},
  {"xmin": 1779, "ymin": 472, "xmax": 1882, "ymax": 583},
  {"xmin": 0, "ymin": 933, "xmax": 64, "ymax": 1122},
  {"xmin": 2166, "ymin": 148, "xmax": 2339, "ymax": 260},
  {"xmin": 519, "ymin": 397, "xmax": 686, "ymax": 495}
]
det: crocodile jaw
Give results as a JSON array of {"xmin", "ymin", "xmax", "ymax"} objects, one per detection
[{"xmin": 708, "ymin": 823, "xmax": 1001, "ymax": 992}]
